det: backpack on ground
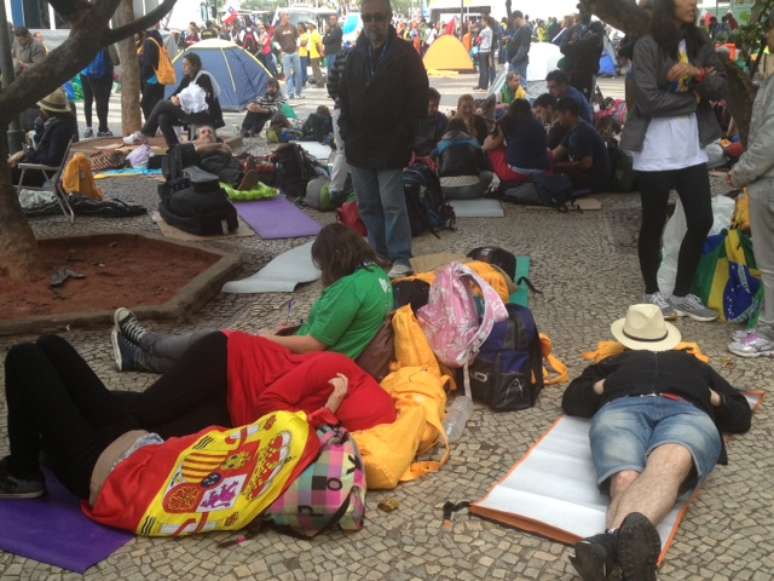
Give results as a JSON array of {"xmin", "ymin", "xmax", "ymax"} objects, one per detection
[
  {"xmin": 264, "ymin": 425, "xmax": 365, "ymax": 537},
  {"xmin": 272, "ymin": 143, "xmax": 326, "ymax": 198},
  {"xmin": 402, "ymin": 164, "xmax": 455, "ymax": 237},
  {"xmin": 467, "ymin": 247, "xmax": 517, "ymax": 281},
  {"xmin": 468, "ymin": 304, "xmax": 544, "ymax": 411},
  {"xmin": 393, "ymin": 279, "xmax": 431, "ymax": 313},
  {"xmin": 158, "ymin": 145, "xmax": 237, "ymax": 236}
]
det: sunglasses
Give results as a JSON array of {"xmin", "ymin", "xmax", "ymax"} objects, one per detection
[{"xmin": 362, "ymin": 12, "xmax": 389, "ymax": 23}]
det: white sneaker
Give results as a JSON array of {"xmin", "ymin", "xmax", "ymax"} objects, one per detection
[
  {"xmin": 388, "ymin": 262, "xmax": 413, "ymax": 279},
  {"xmin": 669, "ymin": 294, "xmax": 718, "ymax": 322},
  {"xmin": 122, "ymin": 131, "xmax": 147, "ymax": 145},
  {"xmin": 728, "ymin": 329, "xmax": 774, "ymax": 358},
  {"xmin": 643, "ymin": 292, "xmax": 677, "ymax": 320}
]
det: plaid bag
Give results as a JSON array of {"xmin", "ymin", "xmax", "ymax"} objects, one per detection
[
  {"xmin": 89, "ymin": 150, "xmax": 127, "ymax": 172},
  {"xmin": 264, "ymin": 425, "xmax": 365, "ymax": 538}
]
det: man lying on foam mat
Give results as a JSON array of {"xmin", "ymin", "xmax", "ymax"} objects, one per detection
[{"xmin": 562, "ymin": 304, "xmax": 752, "ymax": 581}]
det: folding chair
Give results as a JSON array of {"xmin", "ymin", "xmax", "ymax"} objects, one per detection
[{"xmin": 16, "ymin": 139, "xmax": 75, "ymax": 223}]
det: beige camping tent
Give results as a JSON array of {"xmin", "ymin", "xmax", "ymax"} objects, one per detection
[{"xmin": 423, "ymin": 34, "xmax": 475, "ymax": 72}]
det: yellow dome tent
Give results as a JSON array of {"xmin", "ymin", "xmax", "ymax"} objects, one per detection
[{"xmin": 423, "ymin": 34, "xmax": 475, "ymax": 73}]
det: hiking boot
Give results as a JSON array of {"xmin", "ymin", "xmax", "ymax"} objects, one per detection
[
  {"xmin": 97, "ymin": 130, "xmax": 114, "ymax": 138},
  {"xmin": 728, "ymin": 327, "xmax": 774, "ymax": 358},
  {"xmin": 616, "ymin": 513, "xmax": 660, "ymax": 581},
  {"xmin": 0, "ymin": 456, "xmax": 46, "ymax": 500},
  {"xmin": 114, "ymin": 307, "xmax": 147, "ymax": 345},
  {"xmin": 388, "ymin": 262, "xmax": 414, "ymax": 279},
  {"xmin": 570, "ymin": 532, "xmax": 622, "ymax": 581},
  {"xmin": 643, "ymin": 292, "xmax": 677, "ymax": 320},
  {"xmin": 669, "ymin": 294, "xmax": 718, "ymax": 322},
  {"xmin": 83, "ymin": 127, "xmax": 94, "ymax": 139},
  {"xmin": 122, "ymin": 131, "xmax": 147, "ymax": 145}
]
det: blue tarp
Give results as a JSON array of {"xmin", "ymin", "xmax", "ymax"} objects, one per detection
[
  {"xmin": 598, "ymin": 54, "xmax": 617, "ymax": 77},
  {"xmin": 167, "ymin": 40, "xmax": 271, "ymax": 111}
]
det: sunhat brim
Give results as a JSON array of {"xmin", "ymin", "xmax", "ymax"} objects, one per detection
[{"xmin": 610, "ymin": 317, "xmax": 682, "ymax": 352}]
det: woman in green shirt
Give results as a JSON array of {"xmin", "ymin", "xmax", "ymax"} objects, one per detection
[{"xmin": 110, "ymin": 224, "xmax": 395, "ymax": 373}]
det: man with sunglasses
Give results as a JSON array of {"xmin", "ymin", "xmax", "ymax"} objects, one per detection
[{"xmin": 338, "ymin": 0, "xmax": 429, "ymax": 279}]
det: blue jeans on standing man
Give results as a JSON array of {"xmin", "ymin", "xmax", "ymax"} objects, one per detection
[
  {"xmin": 349, "ymin": 166, "xmax": 412, "ymax": 265},
  {"xmin": 325, "ymin": 52, "xmax": 338, "ymax": 71},
  {"xmin": 281, "ymin": 51, "xmax": 303, "ymax": 98}
]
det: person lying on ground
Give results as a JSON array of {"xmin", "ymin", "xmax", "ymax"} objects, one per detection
[
  {"xmin": 413, "ymin": 87, "xmax": 449, "ymax": 158},
  {"xmin": 484, "ymin": 98, "xmax": 549, "ymax": 179},
  {"xmin": 546, "ymin": 69, "xmax": 594, "ymax": 125},
  {"xmin": 123, "ymin": 52, "xmax": 225, "ymax": 148},
  {"xmin": 498, "ymin": 72, "xmax": 528, "ymax": 106},
  {"xmin": 0, "ymin": 335, "xmax": 338, "ymax": 536},
  {"xmin": 433, "ymin": 117, "xmax": 493, "ymax": 200},
  {"xmin": 8, "ymin": 88, "xmax": 77, "ymax": 187},
  {"xmin": 562, "ymin": 304, "xmax": 752, "ymax": 581},
  {"xmin": 241, "ymin": 77, "xmax": 286, "ymax": 137},
  {"xmin": 533, "ymin": 93, "xmax": 570, "ymax": 150},
  {"xmin": 552, "ymin": 97, "xmax": 611, "ymax": 193},
  {"xmin": 176, "ymin": 125, "xmax": 244, "ymax": 186},
  {"xmin": 726, "ymin": 8, "xmax": 774, "ymax": 359},
  {"xmin": 111, "ymin": 223, "xmax": 394, "ymax": 374}
]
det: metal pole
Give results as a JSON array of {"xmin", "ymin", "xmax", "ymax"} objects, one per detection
[{"xmin": 0, "ymin": 0, "xmax": 23, "ymax": 153}]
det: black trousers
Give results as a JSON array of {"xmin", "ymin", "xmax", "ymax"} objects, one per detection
[
  {"xmin": 637, "ymin": 163, "xmax": 713, "ymax": 296},
  {"xmin": 570, "ymin": 72, "xmax": 595, "ymax": 102},
  {"xmin": 81, "ymin": 74, "xmax": 112, "ymax": 133},
  {"xmin": 478, "ymin": 52, "xmax": 491, "ymax": 89},
  {"xmin": 141, "ymin": 100, "xmax": 210, "ymax": 147},
  {"xmin": 140, "ymin": 83, "xmax": 165, "ymax": 121},
  {"xmin": 241, "ymin": 111, "xmax": 272, "ymax": 134},
  {"xmin": 4, "ymin": 333, "xmax": 230, "ymax": 498}
]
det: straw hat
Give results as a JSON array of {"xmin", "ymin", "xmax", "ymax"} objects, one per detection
[
  {"xmin": 610, "ymin": 304, "xmax": 681, "ymax": 352},
  {"xmin": 37, "ymin": 88, "xmax": 71, "ymax": 114}
]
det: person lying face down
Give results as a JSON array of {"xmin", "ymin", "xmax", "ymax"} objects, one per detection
[
  {"xmin": 561, "ymin": 304, "xmax": 752, "ymax": 581},
  {"xmin": 111, "ymin": 223, "xmax": 395, "ymax": 374},
  {"xmin": 0, "ymin": 335, "xmax": 339, "ymax": 537}
]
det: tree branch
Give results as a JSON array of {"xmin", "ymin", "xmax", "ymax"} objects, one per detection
[
  {"xmin": 47, "ymin": 0, "xmax": 90, "ymax": 19},
  {"xmin": 104, "ymin": 0, "xmax": 177, "ymax": 44}
]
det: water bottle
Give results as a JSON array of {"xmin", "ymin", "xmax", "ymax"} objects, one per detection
[{"xmin": 444, "ymin": 396, "xmax": 474, "ymax": 443}]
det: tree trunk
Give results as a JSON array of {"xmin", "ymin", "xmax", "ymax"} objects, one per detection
[
  {"xmin": 0, "ymin": 128, "xmax": 41, "ymax": 279},
  {"xmin": 114, "ymin": 0, "xmax": 142, "ymax": 135}
]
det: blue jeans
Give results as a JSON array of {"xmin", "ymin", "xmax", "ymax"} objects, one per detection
[
  {"xmin": 325, "ymin": 53, "xmax": 337, "ymax": 71},
  {"xmin": 281, "ymin": 52, "xmax": 303, "ymax": 98},
  {"xmin": 349, "ymin": 166, "xmax": 412, "ymax": 264},
  {"xmin": 300, "ymin": 56, "xmax": 309, "ymax": 86},
  {"xmin": 590, "ymin": 396, "xmax": 722, "ymax": 492},
  {"xmin": 509, "ymin": 60, "xmax": 528, "ymax": 83}
]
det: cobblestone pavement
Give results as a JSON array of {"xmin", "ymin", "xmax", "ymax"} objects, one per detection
[{"xmin": 1, "ymin": 79, "xmax": 773, "ymax": 580}]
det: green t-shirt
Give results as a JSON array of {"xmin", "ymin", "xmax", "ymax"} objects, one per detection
[{"xmin": 297, "ymin": 266, "xmax": 393, "ymax": 359}]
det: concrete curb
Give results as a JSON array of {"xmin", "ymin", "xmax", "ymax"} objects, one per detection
[{"xmin": 0, "ymin": 233, "xmax": 241, "ymax": 337}]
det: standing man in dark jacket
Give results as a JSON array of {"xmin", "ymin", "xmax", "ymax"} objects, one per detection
[
  {"xmin": 562, "ymin": 304, "xmax": 752, "ymax": 581},
  {"xmin": 508, "ymin": 11, "xmax": 531, "ymax": 82},
  {"xmin": 323, "ymin": 15, "xmax": 343, "ymax": 73},
  {"xmin": 338, "ymin": 0, "xmax": 428, "ymax": 278}
]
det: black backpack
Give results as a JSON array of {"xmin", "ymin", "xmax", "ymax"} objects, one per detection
[
  {"xmin": 468, "ymin": 304, "xmax": 544, "ymax": 411},
  {"xmin": 393, "ymin": 279, "xmax": 430, "ymax": 312},
  {"xmin": 401, "ymin": 164, "xmax": 455, "ymax": 238},
  {"xmin": 467, "ymin": 247, "xmax": 517, "ymax": 280},
  {"xmin": 273, "ymin": 143, "xmax": 326, "ymax": 198},
  {"xmin": 158, "ymin": 145, "xmax": 238, "ymax": 236}
]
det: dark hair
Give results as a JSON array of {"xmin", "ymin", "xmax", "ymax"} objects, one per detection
[
  {"xmin": 447, "ymin": 117, "xmax": 468, "ymax": 132},
  {"xmin": 508, "ymin": 98, "xmax": 532, "ymax": 120},
  {"xmin": 428, "ymin": 87, "xmax": 441, "ymax": 103},
  {"xmin": 533, "ymin": 93, "xmax": 556, "ymax": 109},
  {"xmin": 184, "ymin": 53, "xmax": 202, "ymax": 74},
  {"xmin": 650, "ymin": 0, "xmax": 706, "ymax": 60},
  {"xmin": 14, "ymin": 26, "xmax": 30, "ymax": 37},
  {"xmin": 546, "ymin": 69, "xmax": 568, "ymax": 85},
  {"xmin": 311, "ymin": 223, "xmax": 379, "ymax": 287},
  {"xmin": 556, "ymin": 97, "xmax": 580, "ymax": 116},
  {"xmin": 266, "ymin": 77, "xmax": 280, "ymax": 89},
  {"xmin": 513, "ymin": 11, "xmax": 524, "ymax": 19}
]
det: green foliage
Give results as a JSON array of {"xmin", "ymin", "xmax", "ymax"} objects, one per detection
[{"xmin": 735, "ymin": 0, "xmax": 774, "ymax": 69}]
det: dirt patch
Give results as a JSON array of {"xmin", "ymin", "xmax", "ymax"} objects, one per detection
[{"xmin": 0, "ymin": 234, "xmax": 221, "ymax": 321}]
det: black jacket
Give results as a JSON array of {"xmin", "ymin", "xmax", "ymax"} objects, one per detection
[
  {"xmin": 140, "ymin": 31, "xmax": 162, "ymax": 84},
  {"xmin": 26, "ymin": 116, "xmax": 76, "ymax": 166},
  {"xmin": 435, "ymin": 130, "xmax": 488, "ymax": 177},
  {"xmin": 323, "ymin": 25, "xmax": 343, "ymax": 55},
  {"xmin": 172, "ymin": 72, "xmax": 225, "ymax": 129},
  {"xmin": 562, "ymin": 350, "xmax": 752, "ymax": 465},
  {"xmin": 339, "ymin": 29, "xmax": 429, "ymax": 169},
  {"xmin": 508, "ymin": 26, "xmax": 531, "ymax": 66}
]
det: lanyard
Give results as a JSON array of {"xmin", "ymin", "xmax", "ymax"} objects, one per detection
[{"xmin": 367, "ymin": 34, "xmax": 392, "ymax": 81}]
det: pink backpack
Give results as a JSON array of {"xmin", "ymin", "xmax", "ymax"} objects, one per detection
[{"xmin": 417, "ymin": 262, "xmax": 508, "ymax": 371}]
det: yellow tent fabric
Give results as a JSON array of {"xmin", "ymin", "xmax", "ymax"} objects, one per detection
[{"xmin": 423, "ymin": 34, "xmax": 475, "ymax": 72}]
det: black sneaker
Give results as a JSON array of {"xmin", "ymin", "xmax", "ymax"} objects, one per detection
[
  {"xmin": 97, "ymin": 130, "xmax": 114, "ymax": 138},
  {"xmin": 571, "ymin": 532, "xmax": 622, "ymax": 581},
  {"xmin": 111, "ymin": 328, "xmax": 141, "ymax": 371},
  {"xmin": 114, "ymin": 307, "xmax": 147, "ymax": 345},
  {"xmin": 0, "ymin": 456, "xmax": 46, "ymax": 499},
  {"xmin": 617, "ymin": 512, "xmax": 660, "ymax": 581}
]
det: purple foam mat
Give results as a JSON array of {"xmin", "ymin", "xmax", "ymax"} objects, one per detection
[
  {"xmin": 235, "ymin": 196, "xmax": 322, "ymax": 240},
  {"xmin": 0, "ymin": 470, "xmax": 132, "ymax": 573}
]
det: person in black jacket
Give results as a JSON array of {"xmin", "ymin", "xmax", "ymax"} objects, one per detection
[
  {"xmin": 9, "ymin": 88, "xmax": 77, "ymax": 186},
  {"xmin": 433, "ymin": 117, "xmax": 492, "ymax": 199},
  {"xmin": 124, "ymin": 53, "xmax": 224, "ymax": 148},
  {"xmin": 139, "ymin": 29, "xmax": 165, "ymax": 121},
  {"xmin": 508, "ymin": 11, "xmax": 531, "ymax": 82},
  {"xmin": 323, "ymin": 15, "xmax": 343, "ymax": 72},
  {"xmin": 562, "ymin": 304, "xmax": 752, "ymax": 581},
  {"xmin": 338, "ymin": 0, "xmax": 428, "ymax": 279}
]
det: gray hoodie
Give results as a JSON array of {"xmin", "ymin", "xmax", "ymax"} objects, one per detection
[{"xmin": 730, "ymin": 74, "xmax": 774, "ymax": 187}]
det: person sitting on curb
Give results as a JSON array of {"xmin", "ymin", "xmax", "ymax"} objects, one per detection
[
  {"xmin": 499, "ymin": 72, "xmax": 528, "ymax": 106},
  {"xmin": 533, "ymin": 93, "xmax": 569, "ymax": 150},
  {"xmin": 433, "ymin": 117, "xmax": 493, "ymax": 200},
  {"xmin": 123, "ymin": 53, "xmax": 224, "ymax": 148},
  {"xmin": 413, "ymin": 87, "xmax": 449, "ymax": 158},
  {"xmin": 110, "ymin": 223, "xmax": 394, "ymax": 373},
  {"xmin": 562, "ymin": 304, "xmax": 752, "ymax": 581},
  {"xmin": 241, "ymin": 78, "xmax": 287, "ymax": 137}
]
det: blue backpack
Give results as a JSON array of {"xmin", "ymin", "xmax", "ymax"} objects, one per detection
[{"xmin": 468, "ymin": 304, "xmax": 544, "ymax": 411}]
